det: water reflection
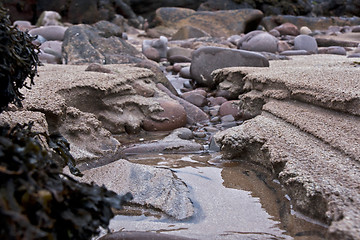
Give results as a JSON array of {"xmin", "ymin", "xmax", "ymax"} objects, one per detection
[{"xmin": 108, "ymin": 153, "xmax": 327, "ymax": 239}]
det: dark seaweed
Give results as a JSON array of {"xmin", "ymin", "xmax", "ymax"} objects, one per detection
[
  {"xmin": 0, "ymin": 5, "xmax": 40, "ymax": 113},
  {"xmin": 0, "ymin": 122, "xmax": 132, "ymax": 240}
]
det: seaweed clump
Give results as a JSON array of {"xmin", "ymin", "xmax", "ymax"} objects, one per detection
[
  {"xmin": 0, "ymin": 5, "xmax": 132, "ymax": 239},
  {"xmin": 0, "ymin": 122, "xmax": 132, "ymax": 239},
  {"xmin": 0, "ymin": 5, "xmax": 39, "ymax": 112}
]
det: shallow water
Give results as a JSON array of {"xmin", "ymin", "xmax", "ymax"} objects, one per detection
[
  {"xmin": 101, "ymin": 71, "xmax": 328, "ymax": 239},
  {"xmin": 107, "ymin": 152, "xmax": 328, "ymax": 240}
]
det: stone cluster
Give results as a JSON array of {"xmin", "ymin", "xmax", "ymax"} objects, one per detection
[{"xmin": 2, "ymin": 5, "xmax": 360, "ymax": 240}]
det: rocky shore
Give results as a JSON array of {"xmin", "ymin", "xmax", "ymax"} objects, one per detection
[{"xmin": 1, "ymin": 2, "xmax": 360, "ymax": 239}]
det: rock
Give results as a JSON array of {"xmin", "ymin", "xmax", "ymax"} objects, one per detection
[
  {"xmin": 219, "ymin": 100, "xmax": 241, "ymax": 119},
  {"xmin": 214, "ymin": 55, "xmax": 360, "ymax": 239},
  {"xmin": 300, "ymin": 26, "xmax": 312, "ymax": 35},
  {"xmin": 142, "ymin": 47, "xmax": 161, "ymax": 62},
  {"xmin": 157, "ymin": 83, "xmax": 209, "ymax": 125},
  {"xmin": 13, "ymin": 20, "xmax": 34, "ymax": 31},
  {"xmin": 318, "ymin": 46, "xmax": 346, "ymax": 55},
  {"xmin": 190, "ymin": 46, "xmax": 269, "ymax": 88},
  {"xmin": 348, "ymin": 53, "xmax": 360, "ymax": 58},
  {"xmin": 122, "ymin": 128, "xmax": 202, "ymax": 155},
  {"xmin": 274, "ymin": 22, "xmax": 300, "ymax": 36},
  {"xmin": 142, "ymin": 99, "xmax": 187, "ymax": 131},
  {"xmin": 62, "ymin": 21, "xmax": 145, "ymax": 64},
  {"xmin": 179, "ymin": 66, "xmax": 192, "ymax": 79},
  {"xmin": 293, "ymin": 35, "xmax": 318, "ymax": 54},
  {"xmin": 238, "ymin": 31, "xmax": 279, "ymax": 53},
  {"xmin": 277, "ymin": 40, "xmax": 292, "ymax": 53},
  {"xmin": 315, "ymin": 32, "xmax": 360, "ymax": 48},
  {"xmin": 213, "ymin": 55, "xmax": 360, "ymax": 115},
  {"xmin": 168, "ymin": 55, "xmax": 192, "ymax": 64},
  {"xmin": 262, "ymin": 15, "xmax": 360, "ymax": 32},
  {"xmin": 59, "ymin": 107, "xmax": 120, "ymax": 161},
  {"xmin": 198, "ymin": 0, "xmax": 249, "ymax": 11},
  {"xmin": 128, "ymin": 0, "xmax": 202, "ymax": 18},
  {"xmin": 167, "ymin": 47, "xmax": 193, "ymax": 62},
  {"xmin": 142, "ymin": 36, "xmax": 168, "ymax": 62},
  {"xmin": 135, "ymin": 60, "xmax": 178, "ymax": 95},
  {"xmin": 171, "ymin": 26, "xmax": 210, "ymax": 40},
  {"xmin": 100, "ymin": 231, "xmax": 196, "ymax": 240},
  {"xmin": 212, "ymin": 68, "xmax": 248, "ymax": 100},
  {"xmin": 29, "ymin": 25, "xmax": 68, "ymax": 41},
  {"xmin": 153, "ymin": 7, "xmax": 264, "ymax": 37},
  {"xmin": 208, "ymin": 96, "xmax": 227, "ymax": 106},
  {"xmin": 74, "ymin": 159, "xmax": 195, "ymax": 220},
  {"xmin": 85, "ymin": 63, "xmax": 112, "ymax": 73},
  {"xmin": 280, "ymin": 50, "xmax": 311, "ymax": 56},
  {"xmin": 227, "ymin": 34, "xmax": 243, "ymax": 46},
  {"xmin": 352, "ymin": 25, "xmax": 360, "ymax": 32},
  {"xmin": 38, "ymin": 50, "xmax": 60, "ymax": 64},
  {"xmin": 269, "ymin": 29, "xmax": 280, "ymax": 37},
  {"xmin": 40, "ymin": 40, "xmax": 62, "ymax": 59},
  {"xmin": 36, "ymin": 11, "xmax": 62, "ymax": 26},
  {"xmin": 215, "ymin": 106, "xmax": 360, "ymax": 239},
  {"xmin": 181, "ymin": 91, "xmax": 207, "ymax": 107},
  {"xmin": 0, "ymin": 111, "xmax": 48, "ymax": 136},
  {"xmin": 17, "ymin": 64, "xmax": 185, "ymax": 162}
]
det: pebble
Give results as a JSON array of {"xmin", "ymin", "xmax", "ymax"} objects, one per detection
[
  {"xmin": 300, "ymin": 26, "xmax": 312, "ymax": 35},
  {"xmin": 193, "ymin": 131, "xmax": 207, "ymax": 138},
  {"xmin": 238, "ymin": 30, "xmax": 278, "ymax": 53},
  {"xmin": 293, "ymin": 35, "xmax": 318, "ymax": 54},
  {"xmin": 280, "ymin": 50, "xmax": 311, "ymax": 56},
  {"xmin": 142, "ymin": 36, "xmax": 168, "ymax": 62},
  {"xmin": 219, "ymin": 100, "xmax": 240, "ymax": 119},
  {"xmin": 179, "ymin": 66, "xmax": 192, "ymax": 79},
  {"xmin": 142, "ymin": 99, "xmax": 187, "ymax": 131},
  {"xmin": 29, "ymin": 25, "xmax": 68, "ymax": 41},
  {"xmin": 318, "ymin": 46, "xmax": 346, "ymax": 55},
  {"xmin": 274, "ymin": 22, "xmax": 300, "ymax": 36}
]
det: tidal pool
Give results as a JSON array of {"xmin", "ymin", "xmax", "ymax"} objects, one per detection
[{"xmin": 107, "ymin": 153, "xmax": 327, "ymax": 240}]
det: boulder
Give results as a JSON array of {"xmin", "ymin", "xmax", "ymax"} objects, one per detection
[
  {"xmin": 237, "ymin": 30, "xmax": 279, "ymax": 53},
  {"xmin": 153, "ymin": 7, "xmax": 264, "ymax": 37},
  {"xmin": 15, "ymin": 64, "xmax": 186, "ymax": 163},
  {"xmin": 190, "ymin": 46, "xmax": 269, "ymax": 88},
  {"xmin": 73, "ymin": 159, "xmax": 195, "ymax": 220},
  {"xmin": 214, "ymin": 54, "xmax": 360, "ymax": 239},
  {"xmin": 62, "ymin": 21, "xmax": 145, "ymax": 64},
  {"xmin": 171, "ymin": 26, "xmax": 210, "ymax": 40}
]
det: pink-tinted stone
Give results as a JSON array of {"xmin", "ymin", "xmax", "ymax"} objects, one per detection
[
  {"xmin": 274, "ymin": 22, "xmax": 300, "ymax": 36},
  {"xmin": 143, "ymin": 99, "xmax": 187, "ymax": 131},
  {"xmin": 219, "ymin": 100, "xmax": 241, "ymax": 119}
]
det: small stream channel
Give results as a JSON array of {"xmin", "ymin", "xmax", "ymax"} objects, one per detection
[{"xmin": 102, "ymin": 72, "xmax": 328, "ymax": 239}]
